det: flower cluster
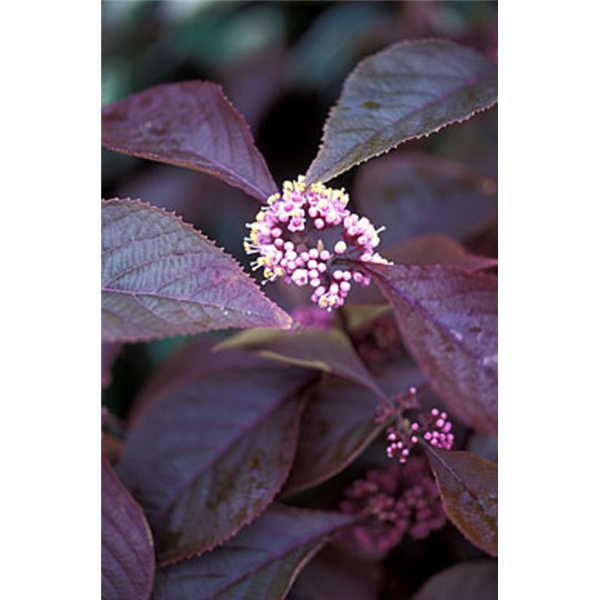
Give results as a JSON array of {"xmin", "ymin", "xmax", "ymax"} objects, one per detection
[
  {"xmin": 376, "ymin": 387, "xmax": 455, "ymax": 464},
  {"xmin": 339, "ymin": 457, "xmax": 447, "ymax": 557},
  {"xmin": 244, "ymin": 176, "xmax": 389, "ymax": 310}
]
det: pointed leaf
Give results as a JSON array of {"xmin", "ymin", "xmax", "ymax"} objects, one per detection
[
  {"xmin": 283, "ymin": 378, "xmax": 383, "ymax": 496},
  {"xmin": 116, "ymin": 355, "xmax": 313, "ymax": 565},
  {"xmin": 152, "ymin": 504, "xmax": 356, "ymax": 600},
  {"xmin": 215, "ymin": 327, "xmax": 387, "ymax": 400},
  {"xmin": 101, "ymin": 198, "xmax": 292, "ymax": 342},
  {"xmin": 305, "ymin": 40, "xmax": 498, "ymax": 184},
  {"xmin": 360, "ymin": 263, "xmax": 497, "ymax": 434},
  {"xmin": 102, "ymin": 457, "xmax": 155, "ymax": 600},
  {"xmin": 424, "ymin": 447, "xmax": 498, "ymax": 557},
  {"xmin": 102, "ymin": 81, "xmax": 278, "ymax": 201}
]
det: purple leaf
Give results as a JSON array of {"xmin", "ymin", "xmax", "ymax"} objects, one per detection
[
  {"xmin": 360, "ymin": 263, "xmax": 497, "ymax": 434},
  {"xmin": 102, "ymin": 80, "xmax": 278, "ymax": 202},
  {"xmin": 116, "ymin": 351, "xmax": 314, "ymax": 565},
  {"xmin": 152, "ymin": 504, "xmax": 356, "ymax": 600},
  {"xmin": 101, "ymin": 457, "xmax": 155, "ymax": 600},
  {"xmin": 290, "ymin": 545, "xmax": 383, "ymax": 600},
  {"xmin": 215, "ymin": 327, "xmax": 387, "ymax": 400},
  {"xmin": 283, "ymin": 378, "xmax": 384, "ymax": 495},
  {"xmin": 424, "ymin": 447, "xmax": 498, "ymax": 557},
  {"xmin": 305, "ymin": 40, "xmax": 498, "ymax": 184},
  {"xmin": 353, "ymin": 153, "xmax": 498, "ymax": 245},
  {"xmin": 283, "ymin": 359, "xmax": 423, "ymax": 495},
  {"xmin": 101, "ymin": 198, "xmax": 293, "ymax": 342},
  {"xmin": 410, "ymin": 560, "xmax": 498, "ymax": 600}
]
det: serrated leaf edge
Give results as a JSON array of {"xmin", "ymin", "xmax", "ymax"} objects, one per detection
[
  {"xmin": 101, "ymin": 197, "xmax": 294, "ymax": 343},
  {"xmin": 157, "ymin": 378, "xmax": 315, "ymax": 567},
  {"xmin": 102, "ymin": 81, "xmax": 278, "ymax": 202},
  {"xmin": 305, "ymin": 38, "xmax": 498, "ymax": 185}
]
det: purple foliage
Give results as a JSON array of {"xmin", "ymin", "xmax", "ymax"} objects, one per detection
[{"xmin": 102, "ymin": 23, "xmax": 497, "ymax": 599}]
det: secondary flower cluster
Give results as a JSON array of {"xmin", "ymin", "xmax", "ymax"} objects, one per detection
[
  {"xmin": 376, "ymin": 387, "xmax": 455, "ymax": 464},
  {"xmin": 339, "ymin": 457, "xmax": 447, "ymax": 557},
  {"xmin": 244, "ymin": 176, "xmax": 389, "ymax": 310}
]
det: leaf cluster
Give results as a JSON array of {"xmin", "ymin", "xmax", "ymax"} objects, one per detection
[{"xmin": 102, "ymin": 9, "xmax": 498, "ymax": 598}]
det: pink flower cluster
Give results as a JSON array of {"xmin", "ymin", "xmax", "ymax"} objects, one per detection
[
  {"xmin": 339, "ymin": 457, "xmax": 447, "ymax": 557},
  {"xmin": 244, "ymin": 176, "xmax": 389, "ymax": 310},
  {"xmin": 376, "ymin": 388, "xmax": 455, "ymax": 464}
]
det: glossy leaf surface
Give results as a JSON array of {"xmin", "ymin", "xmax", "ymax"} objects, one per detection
[
  {"xmin": 361, "ymin": 263, "xmax": 498, "ymax": 434},
  {"xmin": 425, "ymin": 447, "xmax": 498, "ymax": 557}
]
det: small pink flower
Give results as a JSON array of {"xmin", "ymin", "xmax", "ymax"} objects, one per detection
[
  {"xmin": 376, "ymin": 388, "xmax": 455, "ymax": 464},
  {"xmin": 244, "ymin": 176, "xmax": 389, "ymax": 311}
]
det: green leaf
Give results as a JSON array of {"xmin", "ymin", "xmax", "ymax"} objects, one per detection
[
  {"xmin": 305, "ymin": 40, "xmax": 497, "ymax": 184},
  {"xmin": 424, "ymin": 446, "xmax": 498, "ymax": 557},
  {"xmin": 101, "ymin": 198, "xmax": 292, "ymax": 342}
]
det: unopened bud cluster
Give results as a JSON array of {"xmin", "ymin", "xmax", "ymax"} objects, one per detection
[
  {"xmin": 339, "ymin": 457, "xmax": 447, "ymax": 556},
  {"xmin": 376, "ymin": 387, "xmax": 455, "ymax": 464}
]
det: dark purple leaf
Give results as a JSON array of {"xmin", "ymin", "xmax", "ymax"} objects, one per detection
[
  {"xmin": 101, "ymin": 198, "xmax": 293, "ymax": 342},
  {"xmin": 424, "ymin": 447, "xmax": 498, "ymax": 557},
  {"xmin": 354, "ymin": 153, "xmax": 498, "ymax": 245},
  {"xmin": 283, "ymin": 378, "xmax": 383, "ymax": 496},
  {"xmin": 410, "ymin": 560, "xmax": 497, "ymax": 600},
  {"xmin": 116, "ymin": 352, "xmax": 314, "ymax": 565},
  {"xmin": 102, "ymin": 80, "xmax": 278, "ymax": 202},
  {"xmin": 101, "ymin": 457, "xmax": 154, "ymax": 600},
  {"xmin": 289, "ymin": 545, "xmax": 383, "ymax": 600},
  {"xmin": 283, "ymin": 359, "xmax": 423, "ymax": 495},
  {"xmin": 215, "ymin": 327, "xmax": 387, "ymax": 400},
  {"xmin": 360, "ymin": 263, "xmax": 497, "ymax": 434},
  {"xmin": 152, "ymin": 504, "xmax": 356, "ymax": 600},
  {"xmin": 305, "ymin": 40, "xmax": 498, "ymax": 184}
]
